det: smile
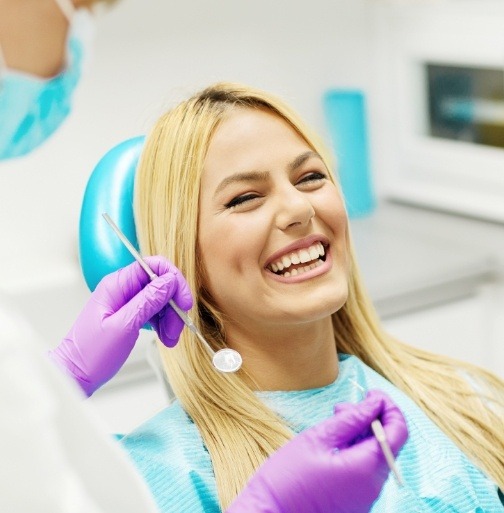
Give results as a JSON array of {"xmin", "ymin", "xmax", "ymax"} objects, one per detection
[{"xmin": 265, "ymin": 238, "xmax": 331, "ymax": 282}]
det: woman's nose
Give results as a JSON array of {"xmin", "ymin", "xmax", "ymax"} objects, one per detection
[{"xmin": 275, "ymin": 187, "xmax": 315, "ymax": 231}]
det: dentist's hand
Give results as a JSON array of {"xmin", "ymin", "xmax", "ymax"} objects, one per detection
[
  {"xmin": 48, "ymin": 256, "xmax": 193, "ymax": 397},
  {"xmin": 226, "ymin": 390, "xmax": 408, "ymax": 513}
]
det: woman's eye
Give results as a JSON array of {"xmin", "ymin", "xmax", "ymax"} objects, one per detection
[
  {"xmin": 225, "ymin": 193, "xmax": 260, "ymax": 209},
  {"xmin": 297, "ymin": 171, "xmax": 327, "ymax": 185}
]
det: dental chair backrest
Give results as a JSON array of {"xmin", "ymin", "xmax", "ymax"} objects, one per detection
[
  {"xmin": 79, "ymin": 136, "xmax": 145, "ymax": 291},
  {"xmin": 79, "ymin": 136, "xmax": 174, "ymax": 403}
]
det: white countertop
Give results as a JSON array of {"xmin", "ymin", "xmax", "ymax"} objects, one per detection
[{"xmin": 350, "ymin": 200, "xmax": 503, "ymax": 317}]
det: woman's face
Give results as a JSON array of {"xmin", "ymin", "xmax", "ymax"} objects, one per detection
[{"xmin": 198, "ymin": 107, "xmax": 349, "ymax": 336}]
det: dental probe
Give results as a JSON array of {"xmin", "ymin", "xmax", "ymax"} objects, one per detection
[
  {"xmin": 102, "ymin": 213, "xmax": 242, "ymax": 374},
  {"xmin": 349, "ymin": 379, "xmax": 404, "ymax": 487}
]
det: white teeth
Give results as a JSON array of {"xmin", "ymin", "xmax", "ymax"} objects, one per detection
[
  {"xmin": 284, "ymin": 271, "xmax": 291, "ymax": 277},
  {"xmin": 282, "ymin": 255, "xmax": 291, "ymax": 268},
  {"xmin": 268, "ymin": 242, "xmax": 327, "ymax": 274},
  {"xmin": 299, "ymin": 249, "xmax": 311, "ymax": 264},
  {"xmin": 291, "ymin": 268, "xmax": 298, "ymax": 276},
  {"xmin": 309, "ymin": 246, "xmax": 319, "ymax": 260}
]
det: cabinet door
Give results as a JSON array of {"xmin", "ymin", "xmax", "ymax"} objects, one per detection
[{"xmin": 382, "ymin": 284, "xmax": 502, "ymax": 379}]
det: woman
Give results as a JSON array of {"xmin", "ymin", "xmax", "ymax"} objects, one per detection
[{"xmin": 122, "ymin": 82, "xmax": 504, "ymax": 512}]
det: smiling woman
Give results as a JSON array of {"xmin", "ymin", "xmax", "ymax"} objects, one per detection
[
  {"xmin": 122, "ymin": 82, "xmax": 504, "ymax": 512},
  {"xmin": 198, "ymin": 106, "xmax": 349, "ymax": 364}
]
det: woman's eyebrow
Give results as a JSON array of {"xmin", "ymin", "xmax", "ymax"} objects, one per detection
[
  {"xmin": 213, "ymin": 170, "xmax": 270, "ymax": 197},
  {"xmin": 288, "ymin": 150, "xmax": 322, "ymax": 171}
]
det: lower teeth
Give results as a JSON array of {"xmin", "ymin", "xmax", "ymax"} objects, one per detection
[{"xmin": 281, "ymin": 259, "xmax": 322, "ymax": 277}]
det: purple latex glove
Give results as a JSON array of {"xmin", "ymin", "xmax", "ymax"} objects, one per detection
[
  {"xmin": 227, "ymin": 390, "xmax": 408, "ymax": 513},
  {"xmin": 48, "ymin": 256, "xmax": 193, "ymax": 397}
]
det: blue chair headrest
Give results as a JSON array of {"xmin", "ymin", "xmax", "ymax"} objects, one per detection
[{"xmin": 79, "ymin": 136, "xmax": 145, "ymax": 291}]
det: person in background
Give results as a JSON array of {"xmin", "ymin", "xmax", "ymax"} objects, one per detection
[
  {"xmin": 0, "ymin": 0, "xmax": 117, "ymax": 160},
  {"xmin": 109, "ymin": 82, "xmax": 503, "ymax": 512}
]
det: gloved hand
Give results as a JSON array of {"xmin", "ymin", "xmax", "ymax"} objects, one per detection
[
  {"xmin": 226, "ymin": 390, "xmax": 408, "ymax": 513},
  {"xmin": 48, "ymin": 256, "xmax": 193, "ymax": 397}
]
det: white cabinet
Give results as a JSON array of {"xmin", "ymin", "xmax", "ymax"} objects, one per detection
[
  {"xmin": 382, "ymin": 283, "xmax": 503, "ymax": 379},
  {"xmin": 369, "ymin": 1, "xmax": 504, "ymax": 223}
]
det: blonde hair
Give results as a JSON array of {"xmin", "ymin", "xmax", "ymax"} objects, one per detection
[{"xmin": 134, "ymin": 82, "xmax": 504, "ymax": 509}]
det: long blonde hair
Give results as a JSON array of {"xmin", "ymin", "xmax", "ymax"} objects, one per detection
[{"xmin": 134, "ymin": 82, "xmax": 504, "ymax": 510}]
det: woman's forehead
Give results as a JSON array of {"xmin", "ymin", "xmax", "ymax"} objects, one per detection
[{"xmin": 204, "ymin": 108, "xmax": 307, "ymax": 171}]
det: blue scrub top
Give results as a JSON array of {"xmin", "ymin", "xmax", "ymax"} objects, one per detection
[{"xmin": 120, "ymin": 354, "xmax": 503, "ymax": 513}]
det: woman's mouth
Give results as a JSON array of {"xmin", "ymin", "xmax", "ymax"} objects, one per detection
[{"xmin": 266, "ymin": 242, "xmax": 327, "ymax": 278}]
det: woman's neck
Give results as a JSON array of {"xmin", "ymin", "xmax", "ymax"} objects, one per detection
[{"xmin": 226, "ymin": 316, "xmax": 338, "ymax": 391}]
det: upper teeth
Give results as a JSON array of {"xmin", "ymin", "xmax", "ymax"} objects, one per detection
[{"xmin": 269, "ymin": 242, "xmax": 325, "ymax": 273}]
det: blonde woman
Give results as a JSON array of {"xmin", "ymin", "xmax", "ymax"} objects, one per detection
[
  {"xmin": 122, "ymin": 83, "xmax": 502, "ymax": 512},
  {"xmin": 115, "ymin": 84, "xmax": 504, "ymax": 512}
]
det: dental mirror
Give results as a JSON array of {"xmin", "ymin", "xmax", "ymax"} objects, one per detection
[{"xmin": 102, "ymin": 213, "xmax": 243, "ymax": 373}]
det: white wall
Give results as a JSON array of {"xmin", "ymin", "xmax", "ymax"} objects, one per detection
[{"xmin": 0, "ymin": 0, "xmax": 373, "ymax": 297}]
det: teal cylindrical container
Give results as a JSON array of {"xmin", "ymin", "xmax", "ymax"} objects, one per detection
[{"xmin": 323, "ymin": 90, "xmax": 375, "ymax": 218}]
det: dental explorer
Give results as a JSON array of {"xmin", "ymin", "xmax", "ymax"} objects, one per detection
[{"xmin": 349, "ymin": 379, "xmax": 404, "ymax": 487}]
